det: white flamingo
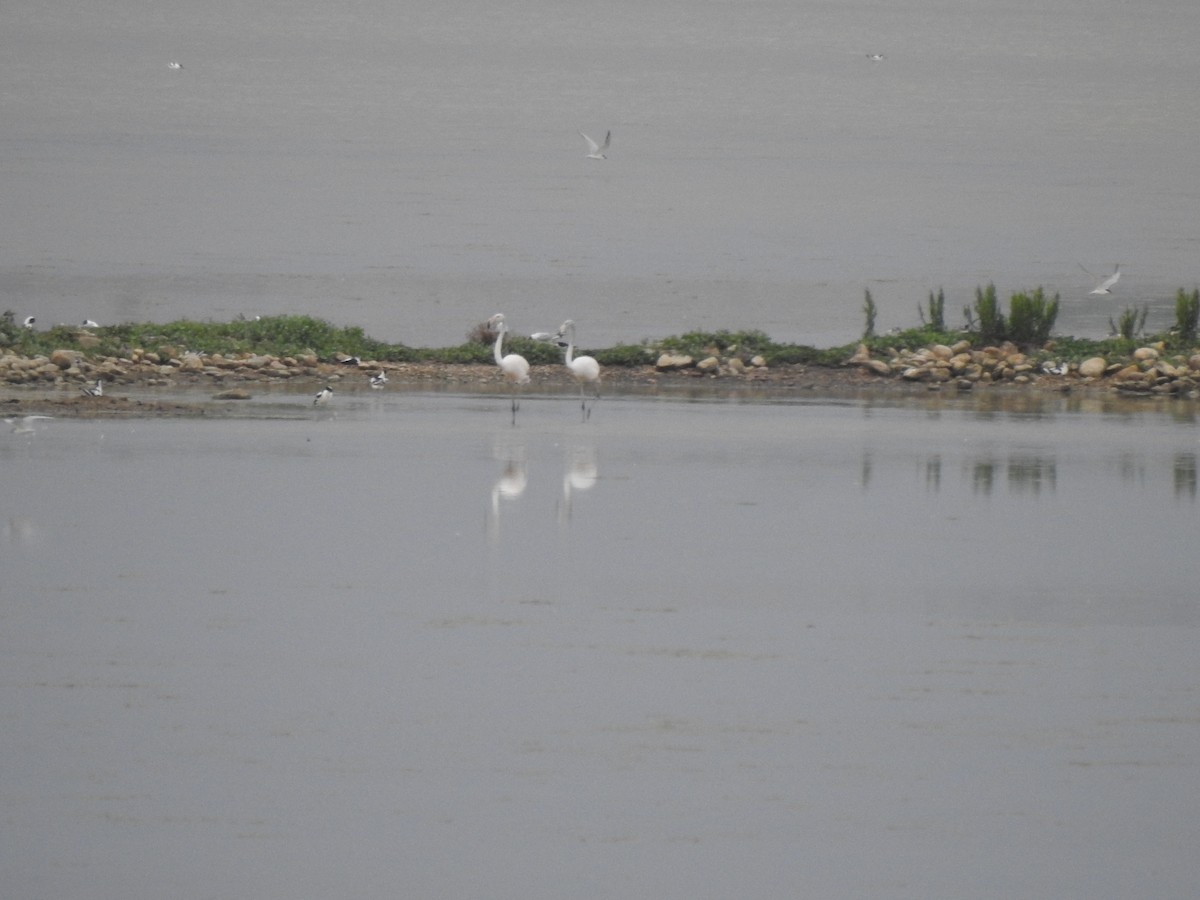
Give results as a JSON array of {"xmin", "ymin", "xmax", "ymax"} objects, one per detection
[
  {"xmin": 557, "ymin": 320, "xmax": 601, "ymax": 419},
  {"xmin": 488, "ymin": 314, "xmax": 530, "ymax": 423}
]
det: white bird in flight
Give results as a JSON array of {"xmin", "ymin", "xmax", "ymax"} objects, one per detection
[
  {"xmin": 1081, "ymin": 263, "xmax": 1121, "ymax": 295},
  {"xmin": 5, "ymin": 415, "xmax": 54, "ymax": 434},
  {"xmin": 488, "ymin": 313, "xmax": 530, "ymax": 424},
  {"xmin": 556, "ymin": 320, "xmax": 601, "ymax": 419},
  {"xmin": 579, "ymin": 130, "xmax": 611, "ymax": 160},
  {"xmin": 369, "ymin": 371, "xmax": 388, "ymax": 389},
  {"xmin": 167, "ymin": 61, "xmax": 183, "ymax": 70}
]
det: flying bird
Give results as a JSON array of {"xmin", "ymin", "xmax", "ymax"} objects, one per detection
[
  {"xmin": 1081, "ymin": 263, "xmax": 1121, "ymax": 295},
  {"xmin": 313, "ymin": 385, "xmax": 333, "ymax": 406},
  {"xmin": 488, "ymin": 313, "xmax": 530, "ymax": 424},
  {"xmin": 867, "ymin": 53, "xmax": 886, "ymax": 61},
  {"xmin": 579, "ymin": 130, "xmax": 611, "ymax": 160},
  {"xmin": 556, "ymin": 320, "xmax": 601, "ymax": 419},
  {"xmin": 5, "ymin": 415, "xmax": 54, "ymax": 434},
  {"xmin": 167, "ymin": 61, "xmax": 183, "ymax": 70},
  {"xmin": 369, "ymin": 371, "xmax": 388, "ymax": 389}
]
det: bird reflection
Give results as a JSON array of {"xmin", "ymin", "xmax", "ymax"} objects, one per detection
[
  {"xmin": 559, "ymin": 444, "xmax": 598, "ymax": 524},
  {"xmin": 488, "ymin": 438, "xmax": 527, "ymax": 541}
]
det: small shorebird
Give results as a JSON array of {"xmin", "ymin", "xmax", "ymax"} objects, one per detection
[
  {"xmin": 5, "ymin": 415, "xmax": 54, "ymax": 434},
  {"xmin": 313, "ymin": 386, "xmax": 334, "ymax": 406},
  {"xmin": 82, "ymin": 380, "xmax": 103, "ymax": 397},
  {"xmin": 579, "ymin": 130, "xmax": 611, "ymax": 160},
  {"xmin": 369, "ymin": 371, "xmax": 388, "ymax": 389},
  {"xmin": 1081, "ymin": 263, "xmax": 1121, "ymax": 295}
]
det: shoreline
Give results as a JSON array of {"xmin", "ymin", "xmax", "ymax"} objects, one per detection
[{"xmin": 4, "ymin": 354, "xmax": 1197, "ymax": 420}]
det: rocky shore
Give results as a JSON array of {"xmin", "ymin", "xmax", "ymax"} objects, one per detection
[{"xmin": 3, "ymin": 338, "xmax": 1199, "ymax": 418}]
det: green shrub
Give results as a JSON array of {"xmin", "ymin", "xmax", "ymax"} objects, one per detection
[
  {"xmin": 919, "ymin": 288, "xmax": 946, "ymax": 331},
  {"xmin": 1174, "ymin": 288, "xmax": 1199, "ymax": 344},
  {"xmin": 1108, "ymin": 304, "xmax": 1148, "ymax": 341},
  {"xmin": 862, "ymin": 290, "xmax": 877, "ymax": 339},
  {"xmin": 968, "ymin": 283, "xmax": 1004, "ymax": 343},
  {"xmin": 1007, "ymin": 287, "xmax": 1060, "ymax": 346}
]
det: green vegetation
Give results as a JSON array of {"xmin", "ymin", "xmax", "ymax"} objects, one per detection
[
  {"xmin": 862, "ymin": 290, "xmax": 877, "ymax": 339},
  {"xmin": 957, "ymin": 283, "xmax": 1060, "ymax": 347},
  {"xmin": 3, "ymin": 281, "xmax": 1199, "ymax": 376},
  {"xmin": 1109, "ymin": 304, "xmax": 1149, "ymax": 341},
  {"xmin": 1007, "ymin": 287, "xmax": 1060, "ymax": 346},
  {"xmin": 1175, "ymin": 288, "xmax": 1199, "ymax": 344},
  {"xmin": 919, "ymin": 288, "xmax": 946, "ymax": 331}
]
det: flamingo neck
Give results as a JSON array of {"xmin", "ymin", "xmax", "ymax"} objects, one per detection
[
  {"xmin": 563, "ymin": 325, "xmax": 576, "ymax": 365},
  {"xmin": 493, "ymin": 326, "xmax": 506, "ymax": 365}
]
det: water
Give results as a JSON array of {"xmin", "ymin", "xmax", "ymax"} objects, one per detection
[
  {"xmin": 3, "ymin": 0, "xmax": 1200, "ymax": 346},
  {"xmin": 2, "ymin": 390, "xmax": 1198, "ymax": 898}
]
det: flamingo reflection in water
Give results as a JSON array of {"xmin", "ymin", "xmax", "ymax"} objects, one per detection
[{"xmin": 559, "ymin": 444, "xmax": 598, "ymax": 524}]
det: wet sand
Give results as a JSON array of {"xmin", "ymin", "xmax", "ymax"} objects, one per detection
[{"xmin": 3, "ymin": 359, "xmax": 1185, "ymax": 422}]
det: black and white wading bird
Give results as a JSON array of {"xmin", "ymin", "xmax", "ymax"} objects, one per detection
[
  {"xmin": 313, "ymin": 385, "xmax": 333, "ymax": 406},
  {"xmin": 82, "ymin": 379, "xmax": 103, "ymax": 397},
  {"xmin": 579, "ymin": 130, "xmax": 611, "ymax": 160},
  {"xmin": 369, "ymin": 371, "xmax": 388, "ymax": 389},
  {"xmin": 22, "ymin": 316, "xmax": 35, "ymax": 329},
  {"xmin": 488, "ymin": 313, "xmax": 530, "ymax": 424}
]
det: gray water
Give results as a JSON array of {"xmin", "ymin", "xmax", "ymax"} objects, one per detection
[
  {"xmin": 2, "ymin": 389, "xmax": 1198, "ymax": 898},
  {"xmin": 4, "ymin": 0, "xmax": 1200, "ymax": 346}
]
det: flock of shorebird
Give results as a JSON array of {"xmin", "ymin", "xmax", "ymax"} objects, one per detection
[{"xmin": 308, "ymin": 314, "xmax": 601, "ymax": 424}]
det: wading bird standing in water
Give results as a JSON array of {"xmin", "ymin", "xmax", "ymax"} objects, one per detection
[
  {"xmin": 82, "ymin": 379, "xmax": 103, "ymax": 397},
  {"xmin": 556, "ymin": 320, "xmax": 601, "ymax": 420},
  {"xmin": 313, "ymin": 385, "xmax": 333, "ymax": 406},
  {"xmin": 1081, "ymin": 263, "xmax": 1121, "ymax": 295},
  {"xmin": 488, "ymin": 313, "xmax": 530, "ymax": 424}
]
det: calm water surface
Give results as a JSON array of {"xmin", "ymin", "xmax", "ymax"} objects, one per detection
[
  {"xmin": 4, "ymin": 0, "xmax": 1200, "ymax": 345},
  {"xmin": 2, "ymin": 390, "xmax": 1198, "ymax": 898}
]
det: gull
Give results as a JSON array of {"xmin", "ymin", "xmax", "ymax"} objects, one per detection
[
  {"xmin": 5, "ymin": 415, "xmax": 54, "ymax": 434},
  {"xmin": 82, "ymin": 319, "xmax": 100, "ymax": 328},
  {"xmin": 313, "ymin": 385, "xmax": 333, "ymax": 406},
  {"xmin": 82, "ymin": 379, "xmax": 103, "ymax": 397},
  {"xmin": 579, "ymin": 130, "xmax": 611, "ymax": 160},
  {"xmin": 1080, "ymin": 263, "xmax": 1121, "ymax": 295},
  {"xmin": 867, "ymin": 53, "xmax": 886, "ymax": 61},
  {"xmin": 369, "ymin": 371, "xmax": 388, "ymax": 389}
]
